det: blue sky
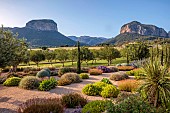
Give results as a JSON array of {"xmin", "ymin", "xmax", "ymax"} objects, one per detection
[{"xmin": 0, "ymin": 0, "xmax": 170, "ymax": 38}]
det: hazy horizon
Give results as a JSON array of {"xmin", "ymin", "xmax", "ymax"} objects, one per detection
[{"xmin": 0, "ymin": 0, "xmax": 170, "ymax": 38}]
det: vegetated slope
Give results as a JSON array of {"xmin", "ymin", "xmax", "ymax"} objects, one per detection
[
  {"xmin": 68, "ymin": 36, "xmax": 108, "ymax": 45},
  {"xmin": 8, "ymin": 27, "xmax": 77, "ymax": 47}
]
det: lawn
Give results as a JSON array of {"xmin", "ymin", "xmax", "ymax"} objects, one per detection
[{"xmin": 19, "ymin": 57, "xmax": 126, "ymax": 68}]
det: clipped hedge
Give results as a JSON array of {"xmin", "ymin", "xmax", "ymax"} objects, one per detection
[{"xmin": 3, "ymin": 77, "xmax": 21, "ymax": 86}]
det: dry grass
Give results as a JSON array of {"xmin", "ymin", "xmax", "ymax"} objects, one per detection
[
  {"xmin": 118, "ymin": 79, "xmax": 140, "ymax": 92},
  {"xmin": 89, "ymin": 69, "xmax": 103, "ymax": 75}
]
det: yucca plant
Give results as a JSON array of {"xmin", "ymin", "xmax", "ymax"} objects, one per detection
[{"xmin": 139, "ymin": 58, "xmax": 170, "ymax": 109}]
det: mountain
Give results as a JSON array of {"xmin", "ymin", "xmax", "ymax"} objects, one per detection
[
  {"xmin": 68, "ymin": 36, "xmax": 108, "ymax": 45},
  {"xmin": 105, "ymin": 21, "xmax": 170, "ymax": 45},
  {"xmin": 6, "ymin": 19, "xmax": 77, "ymax": 47},
  {"xmin": 120, "ymin": 21, "xmax": 168, "ymax": 37}
]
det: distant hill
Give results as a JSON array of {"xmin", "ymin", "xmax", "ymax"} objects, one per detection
[
  {"xmin": 68, "ymin": 36, "xmax": 108, "ymax": 45},
  {"xmin": 105, "ymin": 21, "xmax": 170, "ymax": 45},
  {"xmin": 6, "ymin": 19, "xmax": 77, "ymax": 47}
]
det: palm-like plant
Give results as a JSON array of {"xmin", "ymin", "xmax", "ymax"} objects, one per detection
[{"xmin": 140, "ymin": 59, "xmax": 170, "ymax": 109}]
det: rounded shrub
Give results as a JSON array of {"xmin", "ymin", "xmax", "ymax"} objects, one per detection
[
  {"xmin": 18, "ymin": 98, "xmax": 64, "ymax": 113},
  {"xmin": 36, "ymin": 70, "xmax": 50, "ymax": 78},
  {"xmin": 101, "ymin": 78, "xmax": 112, "ymax": 84},
  {"xmin": 101, "ymin": 85, "xmax": 119, "ymax": 98},
  {"xmin": 19, "ymin": 76, "xmax": 40, "ymax": 89},
  {"xmin": 93, "ymin": 82, "xmax": 108, "ymax": 94},
  {"xmin": 82, "ymin": 100, "xmax": 109, "ymax": 113},
  {"xmin": 58, "ymin": 78, "xmax": 72, "ymax": 86},
  {"xmin": 110, "ymin": 73, "xmax": 129, "ymax": 81},
  {"xmin": 79, "ymin": 73, "xmax": 89, "ymax": 79},
  {"xmin": 42, "ymin": 68, "xmax": 51, "ymax": 74},
  {"xmin": 61, "ymin": 73, "xmax": 81, "ymax": 83},
  {"xmin": 115, "ymin": 96, "xmax": 156, "ymax": 113},
  {"xmin": 3, "ymin": 77, "xmax": 21, "ymax": 86},
  {"xmin": 97, "ymin": 66, "xmax": 111, "ymax": 73},
  {"xmin": 126, "ymin": 68, "xmax": 146, "ymax": 80},
  {"xmin": 61, "ymin": 93, "xmax": 87, "ymax": 108},
  {"xmin": 107, "ymin": 66, "xmax": 119, "ymax": 72},
  {"xmin": 39, "ymin": 77, "xmax": 57, "ymax": 91},
  {"xmin": 82, "ymin": 84, "xmax": 99, "ymax": 96},
  {"xmin": 89, "ymin": 69, "xmax": 102, "ymax": 75}
]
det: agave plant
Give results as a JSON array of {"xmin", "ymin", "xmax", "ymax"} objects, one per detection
[{"xmin": 139, "ymin": 59, "xmax": 170, "ymax": 109}]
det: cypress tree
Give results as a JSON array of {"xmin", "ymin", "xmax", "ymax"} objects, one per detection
[{"xmin": 77, "ymin": 41, "xmax": 81, "ymax": 74}]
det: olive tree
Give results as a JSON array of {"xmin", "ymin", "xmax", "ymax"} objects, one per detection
[
  {"xmin": 55, "ymin": 49, "xmax": 69, "ymax": 67},
  {"xmin": 30, "ymin": 50, "xmax": 45, "ymax": 67}
]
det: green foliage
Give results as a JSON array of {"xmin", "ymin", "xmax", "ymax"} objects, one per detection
[
  {"xmin": 30, "ymin": 50, "xmax": 45, "ymax": 67},
  {"xmin": 110, "ymin": 73, "xmax": 129, "ymax": 81},
  {"xmin": 101, "ymin": 85, "xmax": 119, "ymax": 98},
  {"xmin": 58, "ymin": 67, "xmax": 77, "ymax": 76},
  {"xmin": 139, "ymin": 59, "xmax": 170, "ymax": 108},
  {"xmin": 82, "ymin": 100, "xmax": 109, "ymax": 113},
  {"xmin": 17, "ymin": 98, "xmax": 64, "ymax": 113},
  {"xmin": 0, "ymin": 27, "xmax": 28, "ymax": 69},
  {"xmin": 80, "ymin": 47, "xmax": 94, "ymax": 65},
  {"xmin": 126, "ymin": 68, "xmax": 146, "ymax": 79},
  {"xmin": 99, "ymin": 46, "xmax": 121, "ymax": 65},
  {"xmin": 55, "ymin": 49, "xmax": 69, "ymax": 67},
  {"xmin": 42, "ymin": 68, "xmax": 51, "ymax": 74},
  {"xmin": 19, "ymin": 76, "xmax": 40, "ymax": 89},
  {"xmin": 93, "ymin": 82, "xmax": 108, "ymax": 94},
  {"xmin": 101, "ymin": 78, "xmax": 112, "ymax": 84},
  {"xmin": 115, "ymin": 96, "xmax": 156, "ymax": 113},
  {"xmin": 68, "ymin": 49, "xmax": 77, "ymax": 65},
  {"xmin": 61, "ymin": 93, "xmax": 87, "ymax": 108},
  {"xmin": 82, "ymin": 84, "xmax": 100, "ymax": 96},
  {"xmin": 3, "ymin": 77, "xmax": 21, "ymax": 86},
  {"xmin": 36, "ymin": 70, "xmax": 50, "ymax": 78},
  {"xmin": 38, "ymin": 77, "xmax": 57, "ymax": 91},
  {"xmin": 79, "ymin": 73, "xmax": 89, "ymax": 79},
  {"xmin": 44, "ymin": 50, "xmax": 56, "ymax": 64}
]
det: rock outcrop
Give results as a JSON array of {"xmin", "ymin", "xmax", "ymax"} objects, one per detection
[
  {"xmin": 120, "ymin": 21, "xmax": 168, "ymax": 37},
  {"xmin": 26, "ymin": 19, "xmax": 58, "ymax": 31},
  {"xmin": 168, "ymin": 31, "xmax": 170, "ymax": 38}
]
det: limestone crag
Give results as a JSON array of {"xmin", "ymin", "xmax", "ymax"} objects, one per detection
[
  {"xmin": 120, "ymin": 21, "xmax": 168, "ymax": 37},
  {"xmin": 26, "ymin": 19, "xmax": 58, "ymax": 31}
]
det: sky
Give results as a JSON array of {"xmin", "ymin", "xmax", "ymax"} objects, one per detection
[{"xmin": 0, "ymin": 0, "xmax": 170, "ymax": 38}]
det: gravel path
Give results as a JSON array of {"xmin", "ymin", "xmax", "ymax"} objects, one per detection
[{"xmin": 0, "ymin": 72, "xmax": 125, "ymax": 113}]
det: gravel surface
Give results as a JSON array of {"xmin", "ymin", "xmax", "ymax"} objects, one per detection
[{"xmin": 0, "ymin": 72, "xmax": 125, "ymax": 113}]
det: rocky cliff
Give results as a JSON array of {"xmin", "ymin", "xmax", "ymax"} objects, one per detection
[
  {"xmin": 168, "ymin": 31, "xmax": 170, "ymax": 38},
  {"xmin": 26, "ymin": 19, "xmax": 58, "ymax": 31},
  {"xmin": 120, "ymin": 21, "xmax": 168, "ymax": 37}
]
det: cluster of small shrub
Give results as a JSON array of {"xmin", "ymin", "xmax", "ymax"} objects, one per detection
[
  {"xmin": 88, "ymin": 69, "xmax": 103, "ymax": 75},
  {"xmin": 82, "ymin": 79, "xmax": 119, "ymax": 98},
  {"xmin": 126, "ymin": 68, "xmax": 146, "ymax": 79},
  {"xmin": 110, "ymin": 73, "xmax": 129, "ymax": 81},
  {"xmin": 58, "ymin": 73, "xmax": 82, "ymax": 86},
  {"xmin": 18, "ymin": 93, "xmax": 87, "ymax": 113}
]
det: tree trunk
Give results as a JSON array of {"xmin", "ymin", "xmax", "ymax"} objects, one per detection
[
  {"xmin": 13, "ymin": 65, "xmax": 17, "ymax": 72},
  {"xmin": 62, "ymin": 62, "xmax": 64, "ymax": 67}
]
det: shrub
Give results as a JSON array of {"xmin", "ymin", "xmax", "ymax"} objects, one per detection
[
  {"xmin": 58, "ymin": 67, "xmax": 77, "ymax": 76},
  {"xmin": 117, "ymin": 66, "xmax": 135, "ymax": 71},
  {"xmin": 61, "ymin": 93, "xmax": 87, "ymax": 108},
  {"xmin": 97, "ymin": 66, "xmax": 111, "ymax": 73},
  {"xmin": 38, "ymin": 77, "xmax": 57, "ymax": 91},
  {"xmin": 81, "ymin": 67, "xmax": 90, "ymax": 73},
  {"xmin": 126, "ymin": 68, "xmax": 146, "ymax": 80},
  {"xmin": 82, "ymin": 100, "xmax": 109, "ymax": 113},
  {"xmin": 115, "ymin": 95, "xmax": 156, "ymax": 113},
  {"xmin": 89, "ymin": 69, "xmax": 102, "ymax": 75},
  {"xmin": 110, "ymin": 73, "xmax": 129, "ymax": 81},
  {"xmin": 58, "ymin": 78, "xmax": 72, "ymax": 86},
  {"xmin": 82, "ymin": 84, "xmax": 99, "ymax": 96},
  {"xmin": 118, "ymin": 79, "xmax": 139, "ymax": 92},
  {"xmin": 42, "ymin": 68, "xmax": 51, "ymax": 74},
  {"xmin": 36, "ymin": 70, "xmax": 50, "ymax": 78},
  {"xmin": 18, "ymin": 98, "xmax": 64, "ymax": 113},
  {"xmin": 101, "ymin": 85, "xmax": 119, "ymax": 98},
  {"xmin": 101, "ymin": 78, "xmax": 112, "ymax": 84},
  {"xmin": 107, "ymin": 66, "xmax": 119, "ymax": 72},
  {"xmin": 79, "ymin": 73, "xmax": 89, "ymax": 79},
  {"xmin": 93, "ymin": 82, "xmax": 108, "ymax": 94},
  {"xmin": 61, "ymin": 73, "xmax": 81, "ymax": 83},
  {"xmin": 3, "ymin": 77, "xmax": 21, "ymax": 86},
  {"xmin": 116, "ymin": 92, "xmax": 136, "ymax": 103},
  {"xmin": 19, "ymin": 76, "xmax": 40, "ymax": 89},
  {"xmin": 50, "ymin": 71, "xmax": 58, "ymax": 76}
]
